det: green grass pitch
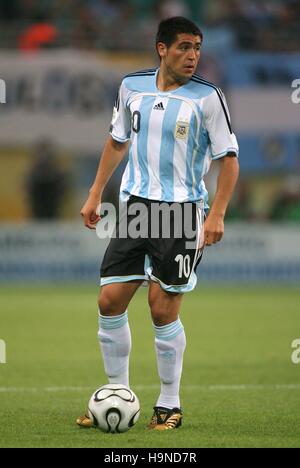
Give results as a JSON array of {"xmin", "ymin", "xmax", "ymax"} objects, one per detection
[{"xmin": 0, "ymin": 284, "xmax": 300, "ymax": 448}]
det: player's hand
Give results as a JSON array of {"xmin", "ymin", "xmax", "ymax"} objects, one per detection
[
  {"xmin": 203, "ymin": 213, "xmax": 224, "ymax": 246},
  {"xmin": 80, "ymin": 195, "xmax": 101, "ymax": 230}
]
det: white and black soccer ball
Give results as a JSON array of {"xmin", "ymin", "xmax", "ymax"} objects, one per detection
[{"xmin": 88, "ymin": 384, "xmax": 140, "ymax": 433}]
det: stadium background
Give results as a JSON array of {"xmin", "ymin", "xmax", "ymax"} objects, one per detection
[
  {"xmin": 1, "ymin": 0, "xmax": 300, "ymax": 282},
  {"xmin": 0, "ymin": 0, "xmax": 300, "ymax": 448}
]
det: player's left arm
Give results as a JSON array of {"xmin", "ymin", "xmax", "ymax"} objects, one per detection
[
  {"xmin": 203, "ymin": 87, "xmax": 239, "ymax": 246},
  {"xmin": 204, "ymin": 153, "xmax": 239, "ymax": 246}
]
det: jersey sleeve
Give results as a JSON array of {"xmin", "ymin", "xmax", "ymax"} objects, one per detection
[
  {"xmin": 109, "ymin": 80, "xmax": 131, "ymax": 143},
  {"xmin": 203, "ymin": 88, "xmax": 239, "ymax": 160}
]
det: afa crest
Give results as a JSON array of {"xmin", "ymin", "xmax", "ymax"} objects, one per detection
[{"xmin": 175, "ymin": 120, "xmax": 189, "ymax": 140}]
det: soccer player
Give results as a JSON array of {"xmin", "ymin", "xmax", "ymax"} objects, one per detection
[{"xmin": 78, "ymin": 16, "xmax": 239, "ymax": 431}]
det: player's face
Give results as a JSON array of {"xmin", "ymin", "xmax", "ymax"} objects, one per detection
[{"xmin": 158, "ymin": 33, "xmax": 201, "ymax": 82}]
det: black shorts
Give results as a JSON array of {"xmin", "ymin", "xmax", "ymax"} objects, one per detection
[{"xmin": 100, "ymin": 195, "xmax": 205, "ymax": 293}]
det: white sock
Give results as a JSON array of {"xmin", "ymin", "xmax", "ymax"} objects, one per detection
[
  {"xmin": 154, "ymin": 319, "xmax": 186, "ymax": 410},
  {"xmin": 98, "ymin": 310, "xmax": 131, "ymax": 387}
]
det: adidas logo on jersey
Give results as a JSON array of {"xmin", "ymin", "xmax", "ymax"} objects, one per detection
[{"xmin": 153, "ymin": 102, "xmax": 164, "ymax": 110}]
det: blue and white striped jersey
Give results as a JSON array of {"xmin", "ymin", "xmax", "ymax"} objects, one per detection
[{"xmin": 109, "ymin": 68, "xmax": 239, "ymax": 206}]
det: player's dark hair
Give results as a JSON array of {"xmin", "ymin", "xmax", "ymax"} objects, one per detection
[{"xmin": 156, "ymin": 16, "xmax": 203, "ymax": 49}]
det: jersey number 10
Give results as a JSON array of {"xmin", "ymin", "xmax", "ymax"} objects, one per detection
[
  {"xmin": 132, "ymin": 111, "xmax": 141, "ymax": 133},
  {"xmin": 175, "ymin": 254, "xmax": 191, "ymax": 279}
]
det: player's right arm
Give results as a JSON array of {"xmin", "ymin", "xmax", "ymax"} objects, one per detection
[
  {"xmin": 81, "ymin": 80, "xmax": 131, "ymax": 229},
  {"xmin": 80, "ymin": 136, "xmax": 128, "ymax": 229}
]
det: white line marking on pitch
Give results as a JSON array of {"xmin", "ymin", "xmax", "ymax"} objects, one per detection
[{"xmin": 0, "ymin": 384, "xmax": 300, "ymax": 393}]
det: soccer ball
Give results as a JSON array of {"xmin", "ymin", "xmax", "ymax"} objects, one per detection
[{"xmin": 88, "ymin": 384, "xmax": 140, "ymax": 433}]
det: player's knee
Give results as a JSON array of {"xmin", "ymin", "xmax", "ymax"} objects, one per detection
[
  {"xmin": 150, "ymin": 305, "xmax": 172, "ymax": 325},
  {"xmin": 98, "ymin": 292, "xmax": 122, "ymax": 316},
  {"xmin": 149, "ymin": 294, "xmax": 180, "ymax": 325}
]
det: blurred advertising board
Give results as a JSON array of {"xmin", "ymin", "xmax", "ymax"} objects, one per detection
[
  {"xmin": 221, "ymin": 53, "xmax": 300, "ymax": 87},
  {"xmin": 0, "ymin": 51, "xmax": 153, "ymax": 151},
  {"xmin": 0, "ymin": 223, "xmax": 299, "ymax": 283},
  {"xmin": 0, "ymin": 222, "xmax": 108, "ymax": 282},
  {"xmin": 1, "ymin": 51, "xmax": 299, "ymax": 173}
]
